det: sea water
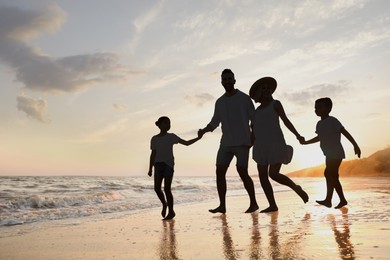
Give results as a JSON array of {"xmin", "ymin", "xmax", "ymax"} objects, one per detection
[
  {"xmin": 0, "ymin": 175, "xmax": 292, "ymax": 226},
  {"xmin": 0, "ymin": 176, "xmax": 388, "ymax": 227}
]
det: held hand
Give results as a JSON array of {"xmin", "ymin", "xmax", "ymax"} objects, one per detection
[
  {"xmin": 354, "ymin": 146, "xmax": 361, "ymax": 158},
  {"xmin": 297, "ymin": 135, "xmax": 305, "ymax": 144},
  {"xmin": 198, "ymin": 129, "xmax": 204, "ymax": 138}
]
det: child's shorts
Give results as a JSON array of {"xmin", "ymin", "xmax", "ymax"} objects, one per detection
[{"xmin": 154, "ymin": 162, "xmax": 174, "ymax": 178}]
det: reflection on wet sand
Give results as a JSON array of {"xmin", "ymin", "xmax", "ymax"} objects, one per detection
[
  {"xmin": 264, "ymin": 212, "xmax": 311, "ymax": 259},
  {"xmin": 328, "ymin": 207, "xmax": 355, "ymax": 259},
  {"xmin": 267, "ymin": 212, "xmax": 281, "ymax": 260},
  {"xmin": 279, "ymin": 212, "xmax": 311, "ymax": 259},
  {"xmin": 219, "ymin": 215, "xmax": 240, "ymax": 259},
  {"xmin": 217, "ymin": 212, "xmax": 311, "ymax": 259},
  {"xmin": 158, "ymin": 220, "xmax": 180, "ymax": 260},
  {"xmin": 249, "ymin": 213, "xmax": 263, "ymax": 259}
]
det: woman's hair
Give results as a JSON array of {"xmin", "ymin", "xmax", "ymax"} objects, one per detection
[{"xmin": 155, "ymin": 116, "xmax": 170, "ymax": 127}]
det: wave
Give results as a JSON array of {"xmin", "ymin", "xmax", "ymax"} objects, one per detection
[{"xmin": 1, "ymin": 191, "xmax": 125, "ymax": 212}]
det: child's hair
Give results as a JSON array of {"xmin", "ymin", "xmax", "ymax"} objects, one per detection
[
  {"xmin": 316, "ymin": 97, "xmax": 333, "ymax": 110},
  {"xmin": 155, "ymin": 116, "xmax": 170, "ymax": 127},
  {"xmin": 221, "ymin": 69, "xmax": 234, "ymax": 77}
]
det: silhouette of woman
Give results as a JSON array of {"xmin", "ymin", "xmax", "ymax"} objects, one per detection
[{"xmin": 249, "ymin": 77, "xmax": 309, "ymax": 213}]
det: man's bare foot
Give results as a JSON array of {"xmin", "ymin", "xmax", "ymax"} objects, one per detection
[
  {"xmin": 260, "ymin": 206, "xmax": 278, "ymax": 213},
  {"xmin": 335, "ymin": 200, "xmax": 348, "ymax": 209},
  {"xmin": 161, "ymin": 204, "xmax": 167, "ymax": 218},
  {"xmin": 163, "ymin": 211, "xmax": 175, "ymax": 220},
  {"xmin": 316, "ymin": 200, "xmax": 332, "ymax": 208},
  {"xmin": 209, "ymin": 206, "xmax": 226, "ymax": 214},
  {"xmin": 296, "ymin": 185, "xmax": 309, "ymax": 203},
  {"xmin": 245, "ymin": 204, "xmax": 259, "ymax": 213}
]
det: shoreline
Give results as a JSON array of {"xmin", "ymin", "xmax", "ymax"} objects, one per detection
[{"xmin": 1, "ymin": 183, "xmax": 389, "ymax": 260}]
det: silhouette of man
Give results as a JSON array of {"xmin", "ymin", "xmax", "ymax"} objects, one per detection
[{"xmin": 199, "ymin": 69, "xmax": 258, "ymax": 213}]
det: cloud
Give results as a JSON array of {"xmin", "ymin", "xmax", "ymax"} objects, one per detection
[
  {"xmin": 142, "ymin": 73, "xmax": 188, "ymax": 91},
  {"xmin": 112, "ymin": 103, "xmax": 128, "ymax": 111},
  {"xmin": 16, "ymin": 94, "xmax": 51, "ymax": 123},
  {"xmin": 17, "ymin": 52, "xmax": 129, "ymax": 93},
  {"xmin": 0, "ymin": 4, "xmax": 134, "ymax": 94},
  {"xmin": 281, "ymin": 81, "xmax": 351, "ymax": 106},
  {"xmin": 71, "ymin": 118, "xmax": 129, "ymax": 143},
  {"xmin": 185, "ymin": 93, "xmax": 214, "ymax": 107},
  {"xmin": 133, "ymin": 1, "xmax": 164, "ymax": 33},
  {"xmin": 0, "ymin": 3, "xmax": 66, "ymax": 41}
]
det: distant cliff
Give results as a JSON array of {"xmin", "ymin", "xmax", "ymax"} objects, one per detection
[{"xmin": 287, "ymin": 147, "xmax": 390, "ymax": 177}]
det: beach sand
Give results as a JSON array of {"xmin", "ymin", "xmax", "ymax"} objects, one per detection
[{"xmin": 1, "ymin": 181, "xmax": 389, "ymax": 259}]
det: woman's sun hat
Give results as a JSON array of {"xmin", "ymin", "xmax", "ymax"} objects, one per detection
[{"xmin": 249, "ymin": 77, "xmax": 277, "ymax": 99}]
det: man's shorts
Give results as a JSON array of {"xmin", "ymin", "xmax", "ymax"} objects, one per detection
[
  {"xmin": 154, "ymin": 162, "xmax": 174, "ymax": 178},
  {"xmin": 216, "ymin": 145, "xmax": 250, "ymax": 168}
]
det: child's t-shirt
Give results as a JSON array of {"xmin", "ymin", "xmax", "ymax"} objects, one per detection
[
  {"xmin": 316, "ymin": 116, "xmax": 345, "ymax": 159},
  {"xmin": 150, "ymin": 133, "xmax": 180, "ymax": 167}
]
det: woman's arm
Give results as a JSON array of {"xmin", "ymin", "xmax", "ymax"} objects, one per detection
[{"xmin": 274, "ymin": 100, "xmax": 304, "ymax": 142}]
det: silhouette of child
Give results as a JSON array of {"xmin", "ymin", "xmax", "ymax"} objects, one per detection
[
  {"xmin": 249, "ymin": 77, "xmax": 309, "ymax": 213},
  {"xmin": 301, "ymin": 97, "xmax": 361, "ymax": 209},
  {"xmin": 148, "ymin": 116, "xmax": 202, "ymax": 220}
]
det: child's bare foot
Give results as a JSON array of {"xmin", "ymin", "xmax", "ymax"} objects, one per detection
[
  {"xmin": 161, "ymin": 204, "xmax": 167, "ymax": 218},
  {"xmin": 209, "ymin": 206, "xmax": 226, "ymax": 214},
  {"xmin": 163, "ymin": 211, "xmax": 175, "ymax": 220},
  {"xmin": 260, "ymin": 206, "xmax": 278, "ymax": 213},
  {"xmin": 245, "ymin": 204, "xmax": 259, "ymax": 213},
  {"xmin": 316, "ymin": 200, "xmax": 332, "ymax": 208},
  {"xmin": 335, "ymin": 200, "xmax": 348, "ymax": 209},
  {"xmin": 296, "ymin": 185, "xmax": 309, "ymax": 203}
]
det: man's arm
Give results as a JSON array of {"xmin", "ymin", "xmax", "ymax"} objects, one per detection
[
  {"xmin": 200, "ymin": 100, "xmax": 220, "ymax": 135},
  {"xmin": 199, "ymin": 124, "xmax": 215, "ymax": 135}
]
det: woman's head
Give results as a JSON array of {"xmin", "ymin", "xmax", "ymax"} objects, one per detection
[{"xmin": 249, "ymin": 77, "xmax": 277, "ymax": 102}]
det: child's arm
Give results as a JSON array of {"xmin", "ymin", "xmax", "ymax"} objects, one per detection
[
  {"xmin": 178, "ymin": 135, "xmax": 202, "ymax": 146},
  {"xmin": 341, "ymin": 128, "xmax": 361, "ymax": 158},
  {"xmin": 274, "ymin": 101, "xmax": 304, "ymax": 142},
  {"xmin": 301, "ymin": 136, "xmax": 320, "ymax": 145},
  {"xmin": 147, "ymin": 150, "xmax": 156, "ymax": 176}
]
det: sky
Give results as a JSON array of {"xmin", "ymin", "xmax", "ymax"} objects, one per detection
[{"xmin": 0, "ymin": 0, "xmax": 389, "ymax": 176}]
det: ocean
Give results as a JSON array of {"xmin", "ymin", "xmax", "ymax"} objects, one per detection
[{"xmin": 0, "ymin": 176, "xmax": 388, "ymax": 227}]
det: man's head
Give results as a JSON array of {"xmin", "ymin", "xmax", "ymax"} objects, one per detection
[{"xmin": 221, "ymin": 69, "xmax": 236, "ymax": 93}]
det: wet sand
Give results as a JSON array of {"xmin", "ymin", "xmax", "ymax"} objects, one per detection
[{"xmin": 0, "ymin": 180, "xmax": 389, "ymax": 259}]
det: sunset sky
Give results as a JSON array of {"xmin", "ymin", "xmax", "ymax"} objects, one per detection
[{"xmin": 1, "ymin": 0, "xmax": 389, "ymax": 176}]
